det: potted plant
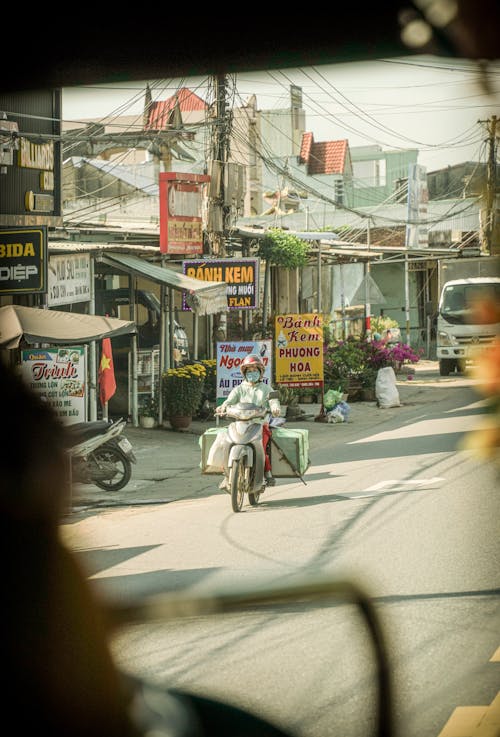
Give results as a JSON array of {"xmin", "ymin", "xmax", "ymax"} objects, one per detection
[
  {"xmin": 162, "ymin": 362, "xmax": 207, "ymax": 429},
  {"xmin": 276, "ymin": 385, "xmax": 299, "ymax": 416},
  {"xmin": 139, "ymin": 394, "xmax": 158, "ymax": 428}
]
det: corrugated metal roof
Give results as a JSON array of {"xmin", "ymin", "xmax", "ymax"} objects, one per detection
[
  {"xmin": 95, "ymin": 252, "xmax": 228, "ymax": 316},
  {"xmin": 66, "ymin": 157, "xmax": 159, "ymax": 196}
]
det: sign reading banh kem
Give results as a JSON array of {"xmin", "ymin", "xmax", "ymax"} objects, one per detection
[
  {"xmin": 275, "ymin": 313, "xmax": 324, "ymax": 388},
  {"xmin": 0, "ymin": 227, "xmax": 47, "ymax": 295},
  {"xmin": 182, "ymin": 258, "xmax": 259, "ymax": 310}
]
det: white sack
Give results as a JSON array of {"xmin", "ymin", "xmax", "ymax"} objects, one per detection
[
  {"xmin": 375, "ymin": 367, "xmax": 400, "ymax": 408},
  {"xmin": 207, "ymin": 430, "xmax": 230, "ymax": 467}
]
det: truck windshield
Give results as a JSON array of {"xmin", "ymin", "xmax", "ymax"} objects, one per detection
[{"xmin": 441, "ymin": 283, "xmax": 500, "ymax": 325}]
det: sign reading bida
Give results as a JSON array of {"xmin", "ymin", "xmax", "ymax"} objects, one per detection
[{"xmin": 0, "ymin": 226, "xmax": 47, "ymax": 295}]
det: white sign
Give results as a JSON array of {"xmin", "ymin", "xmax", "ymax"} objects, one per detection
[
  {"xmin": 21, "ymin": 346, "xmax": 87, "ymax": 424},
  {"xmin": 406, "ymin": 163, "xmax": 429, "ymax": 249},
  {"xmin": 216, "ymin": 340, "xmax": 272, "ymax": 405},
  {"xmin": 47, "ymin": 253, "xmax": 91, "ymax": 306}
]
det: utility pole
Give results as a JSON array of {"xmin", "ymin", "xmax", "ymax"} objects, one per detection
[
  {"xmin": 207, "ymin": 74, "xmax": 231, "ymax": 258},
  {"xmin": 206, "ymin": 74, "xmax": 232, "ymax": 344},
  {"xmin": 479, "ymin": 115, "xmax": 498, "ymax": 255}
]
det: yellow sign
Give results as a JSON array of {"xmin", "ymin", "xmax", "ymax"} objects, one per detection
[{"xmin": 275, "ymin": 313, "xmax": 324, "ymax": 387}]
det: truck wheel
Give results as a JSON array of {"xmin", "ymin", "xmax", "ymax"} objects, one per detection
[{"xmin": 439, "ymin": 359, "xmax": 453, "ymax": 376}]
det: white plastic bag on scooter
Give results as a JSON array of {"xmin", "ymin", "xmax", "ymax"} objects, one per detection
[{"xmin": 207, "ymin": 429, "xmax": 230, "ymax": 468}]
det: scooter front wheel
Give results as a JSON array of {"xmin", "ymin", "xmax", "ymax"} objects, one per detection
[{"xmin": 229, "ymin": 458, "xmax": 246, "ymax": 512}]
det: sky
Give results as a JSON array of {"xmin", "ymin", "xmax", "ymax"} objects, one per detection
[{"xmin": 62, "ymin": 54, "xmax": 500, "ymax": 173}]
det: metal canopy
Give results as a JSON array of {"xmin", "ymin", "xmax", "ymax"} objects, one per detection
[{"xmin": 96, "ymin": 252, "xmax": 228, "ymax": 315}]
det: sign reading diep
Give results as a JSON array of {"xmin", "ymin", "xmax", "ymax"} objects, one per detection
[{"xmin": 275, "ymin": 313, "xmax": 323, "ymax": 388}]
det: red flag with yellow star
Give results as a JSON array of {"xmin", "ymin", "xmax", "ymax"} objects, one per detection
[{"xmin": 99, "ymin": 337, "xmax": 116, "ymax": 406}]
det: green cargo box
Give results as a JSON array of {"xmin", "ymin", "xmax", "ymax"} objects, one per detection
[
  {"xmin": 270, "ymin": 427, "xmax": 310, "ymax": 478},
  {"xmin": 199, "ymin": 426, "xmax": 228, "ymax": 474}
]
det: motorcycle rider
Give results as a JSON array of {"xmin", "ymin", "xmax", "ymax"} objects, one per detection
[{"xmin": 216, "ymin": 353, "xmax": 281, "ymax": 487}]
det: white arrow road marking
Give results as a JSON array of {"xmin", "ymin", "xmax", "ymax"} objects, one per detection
[{"xmin": 336, "ymin": 477, "xmax": 445, "ymax": 499}]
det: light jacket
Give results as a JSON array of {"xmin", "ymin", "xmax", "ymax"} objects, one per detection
[{"xmin": 221, "ymin": 380, "xmax": 280, "ymax": 424}]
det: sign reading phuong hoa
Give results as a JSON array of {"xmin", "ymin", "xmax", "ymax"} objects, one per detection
[
  {"xmin": 275, "ymin": 313, "xmax": 324, "ymax": 388},
  {"xmin": 182, "ymin": 258, "xmax": 259, "ymax": 310}
]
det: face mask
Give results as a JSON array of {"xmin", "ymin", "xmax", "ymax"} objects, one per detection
[{"xmin": 245, "ymin": 370, "xmax": 260, "ymax": 383}]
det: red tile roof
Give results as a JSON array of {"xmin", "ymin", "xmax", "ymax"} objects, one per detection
[
  {"xmin": 299, "ymin": 133, "xmax": 350, "ymax": 175},
  {"xmin": 145, "ymin": 87, "xmax": 207, "ymax": 130}
]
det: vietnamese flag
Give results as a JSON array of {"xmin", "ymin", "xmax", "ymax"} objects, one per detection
[{"xmin": 99, "ymin": 337, "xmax": 116, "ymax": 406}]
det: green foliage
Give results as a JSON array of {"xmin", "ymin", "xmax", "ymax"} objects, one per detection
[
  {"xmin": 323, "ymin": 336, "xmax": 423, "ymax": 393},
  {"xmin": 199, "ymin": 358, "xmax": 217, "ymax": 403},
  {"xmin": 162, "ymin": 362, "xmax": 207, "ymax": 416},
  {"xmin": 370, "ymin": 315, "xmax": 399, "ymax": 334},
  {"xmin": 277, "ymin": 385, "xmax": 299, "ymax": 405},
  {"xmin": 139, "ymin": 394, "xmax": 158, "ymax": 418},
  {"xmin": 257, "ymin": 228, "xmax": 309, "ymax": 268}
]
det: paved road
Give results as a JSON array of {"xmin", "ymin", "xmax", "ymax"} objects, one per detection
[{"xmin": 69, "ymin": 361, "xmax": 482, "ymax": 513}]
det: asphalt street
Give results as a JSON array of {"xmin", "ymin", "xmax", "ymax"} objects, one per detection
[{"xmin": 69, "ymin": 361, "xmax": 479, "ymax": 513}]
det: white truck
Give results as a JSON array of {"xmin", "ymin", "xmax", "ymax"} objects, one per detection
[{"xmin": 436, "ymin": 275, "xmax": 500, "ymax": 376}]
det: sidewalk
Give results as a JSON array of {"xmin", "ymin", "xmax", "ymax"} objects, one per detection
[{"xmin": 70, "ymin": 361, "xmax": 473, "ymax": 512}]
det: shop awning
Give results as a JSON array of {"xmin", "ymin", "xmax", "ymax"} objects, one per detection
[
  {"xmin": 0, "ymin": 304, "xmax": 137, "ymax": 349},
  {"xmin": 96, "ymin": 252, "xmax": 228, "ymax": 315}
]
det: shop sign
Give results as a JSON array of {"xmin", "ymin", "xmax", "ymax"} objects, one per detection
[
  {"xmin": 216, "ymin": 340, "xmax": 272, "ymax": 405},
  {"xmin": 20, "ymin": 346, "xmax": 87, "ymax": 424},
  {"xmin": 159, "ymin": 172, "xmax": 209, "ymax": 254},
  {"xmin": 275, "ymin": 313, "xmax": 323, "ymax": 388},
  {"xmin": 48, "ymin": 253, "xmax": 91, "ymax": 306},
  {"xmin": 0, "ymin": 226, "xmax": 47, "ymax": 295},
  {"xmin": 182, "ymin": 257, "xmax": 259, "ymax": 310}
]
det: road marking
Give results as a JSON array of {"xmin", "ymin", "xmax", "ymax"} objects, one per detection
[
  {"xmin": 365, "ymin": 477, "xmax": 445, "ymax": 491},
  {"xmin": 334, "ymin": 477, "xmax": 445, "ymax": 499},
  {"xmin": 349, "ymin": 416, "xmax": 487, "ymax": 444}
]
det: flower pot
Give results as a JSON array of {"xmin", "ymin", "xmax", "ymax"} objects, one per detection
[
  {"xmin": 168, "ymin": 414, "xmax": 192, "ymax": 431},
  {"xmin": 139, "ymin": 416, "xmax": 157, "ymax": 428}
]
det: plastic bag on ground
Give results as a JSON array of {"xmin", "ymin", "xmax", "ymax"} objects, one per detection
[
  {"xmin": 324, "ymin": 388, "xmax": 344, "ymax": 410},
  {"xmin": 375, "ymin": 366, "xmax": 400, "ymax": 408}
]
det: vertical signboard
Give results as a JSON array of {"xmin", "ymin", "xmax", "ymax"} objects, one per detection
[
  {"xmin": 0, "ymin": 226, "xmax": 47, "ymax": 295},
  {"xmin": 216, "ymin": 340, "xmax": 272, "ymax": 405},
  {"xmin": 0, "ymin": 91, "xmax": 62, "ymax": 228},
  {"xmin": 159, "ymin": 172, "xmax": 210, "ymax": 255},
  {"xmin": 20, "ymin": 347, "xmax": 87, "ymax": 424},
  {"xmin": 406, "ymin": 163, "xmax": 429, "ymax": 248},
  {"xmin": 275, "ymin": 313, "xmax": 323, "ymax": 388}
]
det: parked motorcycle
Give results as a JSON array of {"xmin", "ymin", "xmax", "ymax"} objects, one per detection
[
  {"xmin": 216, "ymin": 401, "xmax": 271, "ymax": 512},
  {"xmin": 65, "ymin": 418, "xmax": 136, "ymax": 491}
]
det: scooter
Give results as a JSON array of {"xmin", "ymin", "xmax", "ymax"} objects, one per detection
[
  {"xmin": 217, "ymin": 401, "xmax": 272, "ymax": 513},
  {"xmin": 65, "ymin": 418, "xmax": 136, "ymax": 491}
]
